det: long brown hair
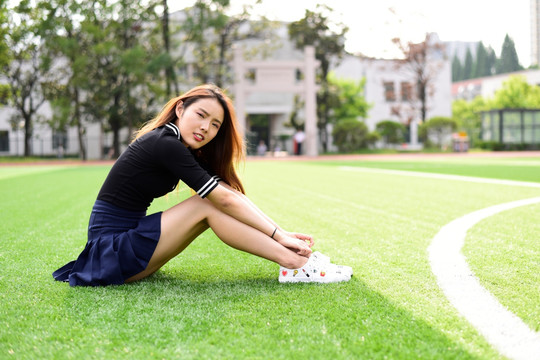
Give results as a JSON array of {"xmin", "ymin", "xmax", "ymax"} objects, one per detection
[{"xmin": 134, "ymin": 84, "xmax": 245, "ymax": 194}]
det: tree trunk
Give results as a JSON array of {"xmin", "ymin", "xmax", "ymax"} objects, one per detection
[
  {"xmin": 77, "ymin": 122, "xmax": 86, "ymax": 161},
  {"xmin": 24, "ymin": 114, "xmax": 32, "ymax": 157},
  {"xmin": 162, "ymin": 0, "xmax": 178, "ymax": 96},
  {"xmin": 111, "ymin": 94, "xmax": 121, "ymax": 158},
  {"xmin": 420, "ymin": 83, "xmax": 427, "ymax": 123},
  {"xmin": 73, "ymin": 88, "xmax": 87, "ymax": 161},
  {"xmin": 216, "ymin": 30, "xmax": 228, "ymax": 88}
]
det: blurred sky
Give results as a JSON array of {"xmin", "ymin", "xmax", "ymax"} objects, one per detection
[{"xmin": 170, "ymin": 0, "xmax": 531, "ymax": 67}]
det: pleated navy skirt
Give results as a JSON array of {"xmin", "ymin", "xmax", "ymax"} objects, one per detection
[{"xmin": 52, "ymin": 200, "xmax": 161, "ymax": 286}]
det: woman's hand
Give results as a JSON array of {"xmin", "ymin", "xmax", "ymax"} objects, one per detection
[
  {"xmin": 284, "ymin": 231, "xmax": 314, "ymax": 248},
  {"xmin": 278, "ymin": 235, "xmax": 313, "ymax": 257}
]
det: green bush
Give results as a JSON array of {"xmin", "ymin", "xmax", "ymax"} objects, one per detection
[
  {"xmin": 475, "ymin": 140, "xmax": 501, "ymax": 151},
  {"xmin": 476, "ymin": 141, "xmax": 538, "ymax": 151},
  {"xmin": 419, "ymin": 116, "xmax": 458, "ymax": 148},
  {"xmin": 332, "ymin": 119, "xmax": 370, "ymax": 153},
  {"xmin": 375, "ymin": 120, "xmax": 406, "ymax": 145}
]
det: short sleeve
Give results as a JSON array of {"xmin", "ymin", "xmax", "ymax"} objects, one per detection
[{"xmin": 154, "ymin": 135, "xmax": 218, "ymax": 198}]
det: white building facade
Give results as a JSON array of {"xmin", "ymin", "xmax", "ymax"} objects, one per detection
[
  {"xmin": 452, "ymin": 68, "xmax": 540, "ymax": 101},
  {"xmin": 332, "ymin": 54, "xmax": 452, "ymax": 147},
  {"xmin": 532, "ymin": 0, "xmax": 540, "ymax": 66}
]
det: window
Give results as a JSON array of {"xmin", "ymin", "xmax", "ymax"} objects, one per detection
[
  {"xmin": 383, "ymin": 81, "xmax": 395, "ymax": 102},
  {"xmin": 245, "ymin": 68, "xmax": 256, "ymax": 83},
  {"xmin": 401, "ymin": 82, "xmax": 413, "ymax": 101},
  {"xmin": 0, "ymin": 131, "xmax": 8, "ymax": 151},
  {"xmin": 295, "ymin": 69, "xmax": 304, "ymax": 82},
  {"xmin": 502, "ymin": 111, "xmax": 521, "ymax": 143}
]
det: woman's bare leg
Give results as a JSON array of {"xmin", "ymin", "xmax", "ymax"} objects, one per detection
[{"xmin": 126, "ymin": 196, "xmax": 308, "ymax": 282}]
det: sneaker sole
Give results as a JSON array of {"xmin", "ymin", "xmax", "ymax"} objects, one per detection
[{"xmin": 279, "ymin": 275, "xmax": 351, "ymax": 284}]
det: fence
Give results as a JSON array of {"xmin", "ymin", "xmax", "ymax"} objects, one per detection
[{"xmin": 0, "ymin": 129, "xmax": 125, "ymax": 159}]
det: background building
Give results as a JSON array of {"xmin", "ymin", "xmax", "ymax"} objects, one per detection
[
  {"xmin": 0, "ymin": 15, "xmax": 452, "ymax": 158},
  {"xmin": 452, "ymin": 68, "xmax": 540, "ymax": 101},
  {"xmin": 532, "ymin": 0, "xmax": 540, "ymax": 66}
]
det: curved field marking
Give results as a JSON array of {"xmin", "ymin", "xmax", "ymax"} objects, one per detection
[
  {"xmin": 338, "ymin": 166, "xmax": 540, "ymax": 359},
  {"xmin": 428, "ymin": 197, "xmax": 540, "ymax": 360}
]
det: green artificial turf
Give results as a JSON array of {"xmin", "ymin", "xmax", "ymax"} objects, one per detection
[{"xmin": 1, "ymin": 155, "xmax": 539, "ymax": 359}]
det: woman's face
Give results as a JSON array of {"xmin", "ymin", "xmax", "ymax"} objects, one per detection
[{"xmin": 175, "ymin": 97, "xmax": 224, "ymax": 149}]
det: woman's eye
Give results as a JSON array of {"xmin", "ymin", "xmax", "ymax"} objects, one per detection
[{"xmin": 212, "ymin": 123, "xmax": 220, "ymax": 129}]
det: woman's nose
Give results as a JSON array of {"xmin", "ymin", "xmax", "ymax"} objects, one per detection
[{"xmin": 200, "ymin": 120, "xmax": 209, "ymax": 131}]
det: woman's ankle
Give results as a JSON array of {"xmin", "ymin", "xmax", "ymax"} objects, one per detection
[{"xmin": 282, "ymin": 254, "xmax": 309, "ymax": 269}]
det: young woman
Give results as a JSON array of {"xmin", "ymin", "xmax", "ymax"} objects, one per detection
[{"xmin": 53, "ymin": 84, "xmax": 352, "ymax": 286}]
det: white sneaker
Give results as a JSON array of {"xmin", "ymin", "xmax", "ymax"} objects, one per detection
[
  {"xmin": 278, "ymin": 255, "xmax": 351, "ymax": 283},
  {"xmin": 311, "ymin": 251, "xmax": 353, "ymax": 276}
]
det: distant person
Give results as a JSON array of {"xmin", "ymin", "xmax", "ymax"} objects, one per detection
[
  {"xmin": 293, "ymin": 129, "xmax": 305, "ymax": 155},
  {"xmin": 256, "ymin": 140, "xmax": 267, "ymax": 156},
  {"xmin": 53, "ymin": 84, "xmax": 351, "ymax": 286}
]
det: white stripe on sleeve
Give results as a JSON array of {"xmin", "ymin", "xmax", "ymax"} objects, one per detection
[{"xmin": 197, "ymin": 177, "xmax": 219, "ymax": 198}]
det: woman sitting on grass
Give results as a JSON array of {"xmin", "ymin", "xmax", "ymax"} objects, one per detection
[{"xmin": 53, "ymin": 84, "xmax": 352, "ymax": 286}]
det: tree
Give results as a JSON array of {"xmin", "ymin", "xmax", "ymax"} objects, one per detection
[
  {"xmin": 3, "ymin": 1, "xmax": 55, "ymax": 156},
  {"xmin": 182, "ymin": 0, "xmax": 278, "ymax": 87},
  {"xmin": 327, "ymin": 73, "xmax": 371, "ymax": 123},
  {"xmin": 76, "ymin": 0, "xmax": 160, "ymax": 158},
  {"xmin": 452, "ymin": 96, "xmax": 486, "ymax": 146},
  {"xmin": 160, "ymin": 0, "xmax": 179, "ymax": 98},
  {"xmin": 0, "ymin": 2, "xmax": 10, "ymax": 104},
  {"xmin": 288, "ymin": 4, "xmax": 348, "ymax": 152},
  {"xmin": 392, "ymin": 33, "xmax": 446, "ymax": 128},
  {"xmin": 38, "ymin": 0, "xmax": 90, "ymax": 160},
  {"xmin": 496, "ymin": 34, "xmax": 522, "ymax": 74},
  {"xmin": 491, "ymin": 75, "xmax": 540, "ymax": 108},
  {"xmin": 451, "ymin": 54, "xmax": 462, "ymax": 81},
  {"xmin": 486, "ymin": 45, "xmax": 497, "ymax": 76},
  {"xmin": 463, "ymin": 48, "xmax": 473, "ymax": 80},
  {"xmin": 473, "ymin": 42, "xmax": 488, "ymax": 78}
]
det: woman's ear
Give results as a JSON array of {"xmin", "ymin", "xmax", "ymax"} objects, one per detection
[{"xmin": 175, "ymin": 101, "xmax": 183, "ymax": 118}]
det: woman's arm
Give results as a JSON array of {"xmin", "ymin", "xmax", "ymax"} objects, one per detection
[
  {"xmin": 206, "ymin": 184, "xmax": 312, "ymax": 256},
  {"xmin": 218, "ymin": 182, "xmax": 314, "ymax": 247}
]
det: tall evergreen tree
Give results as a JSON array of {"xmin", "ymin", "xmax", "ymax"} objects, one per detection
[
  {"xmin": 496, "ymin": 34, "xmax": 522, "ymax": 74},
  {"xmin": 451, "ymin": 54, "xmax": 462, "ymax": 81},
  {"xmin": 473, "ymin": 42, "xmax": 488, "ymax": 78},
  {"xmin": 463, "ymin": 48, "xmax": 473, "ymax": 80},
  {"xmin": 486, "ymin": 45, "xmax": 497, "ymax": 76}
]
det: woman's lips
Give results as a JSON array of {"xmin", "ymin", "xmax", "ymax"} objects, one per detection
[{"xmin": 193, "ymin": 133, "xmax": 205, "ymax": 142}]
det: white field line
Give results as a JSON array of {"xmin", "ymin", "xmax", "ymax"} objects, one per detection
[
  {"xmin": 339, "ymin": 166, "xmax": 540, "ymax": 360},
  {"xmin": 428, "ymin": 197, "xmax": 540, "ymax": 360},
  {"xmin": 339, "ymin": 166, "xmax": 540, "ymax": 188}
]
